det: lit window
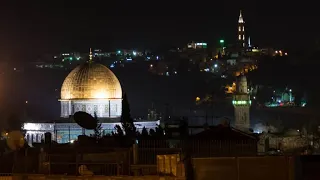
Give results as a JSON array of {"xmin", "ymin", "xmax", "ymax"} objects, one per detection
[
  {"xmin": 238, "ymin": 27, "xmax": 241, "ymax": 31},
  {"xmin": 242, "ymin": 35, "xmax": 245, "ymax": 40},
  {"xmin": 242, "ymin": 27, "xmax": 244, "ymax": 31},
  {"xmin": 238, "ymin": 35, "xmax": 241, "ymax": 40}
]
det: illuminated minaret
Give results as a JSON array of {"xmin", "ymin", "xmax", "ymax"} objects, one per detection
[
  {"xmin": 238, "ymin": 10, "xmax": 245, "ymax": 47},
  {"xmin": 232, "ymin": 75, "xmax": 251, "ymax": 131},
  {"xmin": 248, "ymin": 36, "xmax": 251, "ymax": 47},
  {"xmin": 89, "ymin": 48, "xmax": 93, "ymax": 62}
]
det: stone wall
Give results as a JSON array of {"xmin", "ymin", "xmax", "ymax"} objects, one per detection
[{"xmin": 258, "ymin": 133, "xmax": 309, "ymax": 153}]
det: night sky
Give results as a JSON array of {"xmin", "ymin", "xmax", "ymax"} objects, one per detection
[{"xmin": 0, "ymin": 2, "xmax": 318, "ymax": 61}]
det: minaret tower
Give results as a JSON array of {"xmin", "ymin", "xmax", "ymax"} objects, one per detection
[
  {"xmin": 238, "ymin": 10, "xmax": 245, "ymax": 47},
  {"xmin": 232, "ymin": 75, "xmax": 251, "ymax": 131},
  {"xmin": 89, "ymin": 48, "xmax": 93, "ymax": 62}
]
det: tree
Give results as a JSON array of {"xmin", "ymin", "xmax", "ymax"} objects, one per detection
[
  {"xmin": 149, "ymin": 129, "xmax": 156, "ymax": 136},
  {"xmin": 155, "ymin": 125, "xmax": 164, "ymax": 136},
  {"xmin": 120, "ymin": 93, "xmax": 136, "ymax": 137},
  {"xmin": 113, "ymin": 125, "xmax": 124, "ymax": 136},
  {"xmin": 93, "ymin": 113, "xmax": 102, "ymax": 139},
  {"xmin": 179, "ymin": 117, "xmax": 189, "ymax": 138},
  {"xmin": 141, "ymin": 127, "xmax": 149, "ymax": 136}
]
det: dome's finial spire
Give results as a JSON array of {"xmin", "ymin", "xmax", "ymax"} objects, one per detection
[{"xmin": 89, "ymin": 48, "xmax": 93, "ymax": 62}]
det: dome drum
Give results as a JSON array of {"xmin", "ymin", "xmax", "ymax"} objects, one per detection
[{"xmin": 60, "ymin": 99, "xmax": 121, "ymax": 118}]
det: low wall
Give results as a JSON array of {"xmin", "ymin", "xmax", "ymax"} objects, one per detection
[
  {"xmin": 192, "ymin": 156, "xmax": 295, "ymax": 180},
  {"xmin": 1, "ymin": 175, "xmax": 185, "ymax": 180}
]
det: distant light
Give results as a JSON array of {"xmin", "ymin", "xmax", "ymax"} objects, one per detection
[
  {"xmin": 126, "ymin": 58, "xmax": 132, "ymax": 61},
  {"xmin": 110, "ymin": 64, "xmax": 115, "ymax": 68},
  {"xmin": 25, "ymin": 101, "xmax": 28, "ymax": 104},
  {"xmin": 150, "ymin": 64, "xmax": 153, "ymax": 68},
  {"xmin": 196, "ymin": 97, "xmax": 200, "ymax": 101},
  {"xmin": 214, "ymin": 64, "xmax": 218, "ymax": 68},
  {"xmin": 289, "ymin": 89, "xmax": 292, "ymax": 92},
  {"xmin": 219, "ymin": 39, "xmax": 224, "ymax": 43},
  {"xmin": 156, "ymin": 56, "xmax": 159, "ymax": 60},
  {"xmin": 13, "ymin": 68, "xmax": 16, "ymax": 71},
  {"xmin": 133, "ymin": 51, "xmax": 137, "ymax": 56},
  {"xmin": 76, "ymin": 57, "xmax": 80, "ymax": 60},
  {"xmin": 174, "ymin": 71, "xmax": 177, "ymax": 74},
  {"xmin": 117, "ymin": 50, "xmax": 121, "ymax": 54}
]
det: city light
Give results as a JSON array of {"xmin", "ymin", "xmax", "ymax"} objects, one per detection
[{"xmin": 219, "ymin": 39, "xmax": 224, "ymax": 43}]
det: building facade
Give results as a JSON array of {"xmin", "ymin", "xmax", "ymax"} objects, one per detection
[{"xmin": 23, "ymin": 49, "xmax": 159, "ymax": 144}]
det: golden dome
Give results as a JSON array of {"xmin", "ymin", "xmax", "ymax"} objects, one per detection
[{"xmin": 61, "ymin": 62, "xmax": 122, "ymax": 100}]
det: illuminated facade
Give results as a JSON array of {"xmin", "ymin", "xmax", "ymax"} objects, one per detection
[
  {"xmin": 60, "ymin": 51, "xmax": 122, "ymax": 118},
  {"xmin": 23, "ymin": 121, "xmax": 160, "ymax": 144},
  {"xmin": 23, "ymin": 49, "xmax": 159, "ymax": 144},
  {"xmin": 232, "ymin": 75, "xmax": 251, "ymax": 131},
  {"xmin": 187, "ymin": 42, "xmax": 207, "ymax": 49},
  {"xmin": 238, "ymin": 10, "xmax": 245, "ymax": 47}
]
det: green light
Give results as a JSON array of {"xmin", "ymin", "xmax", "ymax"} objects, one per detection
[
  {"xmin": 219, "ymin": 40, "xmax": 224, "ymax": 43},
  {"xmin": 232, "ymin": 100, "xmax": 251, "ymax": 105}
]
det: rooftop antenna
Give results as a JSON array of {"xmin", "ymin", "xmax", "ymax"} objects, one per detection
[{"xmin": 89, "ymin": 48, "xmax": 93, "ymax": 63}]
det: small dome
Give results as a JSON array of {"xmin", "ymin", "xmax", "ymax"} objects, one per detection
[{"xmin": 61, "ymin": 62, "xmax": 122, "ymax": 100}]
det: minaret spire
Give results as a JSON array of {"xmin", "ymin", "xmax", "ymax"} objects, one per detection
[
  {"xmin": 238, "ymin": 10, "xmax": 244, "ymax": 23},
  {"xmin": 237, "ymin": 10, "xmax": 245, "ymax": 47},
  {"xmin": 89, "ymin": 48, "xmax": 93, "ymax": 62},
  {"xmin": 248, "ymin": 36, "xmax": 251, "ymax": 47}
]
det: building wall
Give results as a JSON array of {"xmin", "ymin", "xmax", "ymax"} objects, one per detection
[
  {"xmin": 23, "ymin": 121, "xmax": 160, "ymax": 144},
  {"xmin": 234, "ymin": 106, "xmax": 250, "ymax": 130},
  {"xmin": 60, "ymin": 99, "xmax": 122, "ymax": 118}
]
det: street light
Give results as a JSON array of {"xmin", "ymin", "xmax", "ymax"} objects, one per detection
[{"xmin": 219, "ymin": 39, "xmax": 224, "ymax": 44}]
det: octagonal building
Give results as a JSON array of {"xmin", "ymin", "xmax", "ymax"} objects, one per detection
[{"xmin": 60, "ymin": 61, "xmax": 122, "ymax": 119}]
